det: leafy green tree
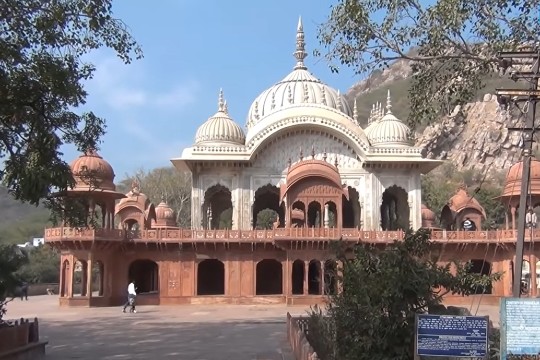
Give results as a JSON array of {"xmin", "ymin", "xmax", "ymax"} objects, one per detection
[
  {"xmin": 17, "ymin": 245, "xmax": 60, "ymax": 284},
  {"xmin": 0, "ymin": 0, "xmax": 142, "ymax": 224},
  {"xmin": 307, "ymin": 230, "xmax": 501, "ymax": 360},
  {"xmin": 317, "ymin": 0, "xmax": 537, "ymax": 127},
  {"xmin": 256, "ymin": 208, "xmax": 278, "ymax": 229},
  {"xmin": 119, "ymin": 167, "xmax": 192, "ymax": 227},
  {"xmin": 0, "ymin": 244, "xmax": 28, "ymax": 324}
]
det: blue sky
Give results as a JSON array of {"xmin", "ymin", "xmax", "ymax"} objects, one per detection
[{"xmin": 71, "ymin": 0, "xmax": 363, "ymax": 179}]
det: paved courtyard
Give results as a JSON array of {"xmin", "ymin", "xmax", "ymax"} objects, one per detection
[
  {"xmin": 7, "ymin": 296, "xmax": 310, "ymax": 360},
  {"xmin": 5, "ymin": 295, "xmax": 501, "ymax": 359}
]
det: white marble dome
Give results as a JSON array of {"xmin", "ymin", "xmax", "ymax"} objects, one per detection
[
  {"xmin": 368, "ymin": 92, "xmax": 412, "ymax": 147},
  {"xmin": 195, "ymin": 90, "xmax": 246, "ymax": 146},
  {"xmin": 246, "ymin": 18, "xmax": 352, "ymax": 129}
]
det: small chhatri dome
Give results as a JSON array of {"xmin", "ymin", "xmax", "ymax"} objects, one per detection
[
  {"xmin": 116, "ymin": 179, "xmax": 149, "ymax": 209},
  {"xmin": 368, "ymin": 91, "xmax": 412, "ymax": 147},
  {"xmin": 155, "ymin": 197, "xmax": 176, "ymax": 228},
  {"xmin": 501, "ymin": 159, "xmax": 540, "ymax": 197},
  {"xmin": 446, "ymin": 185, "xmax": 486, "ymax": 218},
  {"xmin": 69, "ymin": 149, "xmax": 116, "ymax": 191},
  {"xmin": 195, "ymin": 89, "xmax": 246, "ymax": 145},
  {"xmin": 421, "ymin": 204, "xmax": 438, "ymax": 228},
  {"xmin": 246, "ymin": 17, "xmax": 352, "ymax": 130}
]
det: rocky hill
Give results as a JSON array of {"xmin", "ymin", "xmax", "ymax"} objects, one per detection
[{"xmin": 345, "ymin": 60, "xmax": 533, "ymax": 179}]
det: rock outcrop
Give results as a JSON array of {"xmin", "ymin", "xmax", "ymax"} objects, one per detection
[{"xmin": 414, "ymin": 94, "xmax": 528, "ymax": 176}]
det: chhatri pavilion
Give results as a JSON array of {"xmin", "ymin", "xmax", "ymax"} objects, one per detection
[{"xmin": 45, "ymin": 18, "xmax": 540, "ymax": 307}]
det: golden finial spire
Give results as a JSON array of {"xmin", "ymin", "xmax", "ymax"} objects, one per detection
[{"xmin": 293, "ymin": 16, "xmax": 307, "ymax": 70}]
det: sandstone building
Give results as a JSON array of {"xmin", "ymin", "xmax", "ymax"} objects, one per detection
[{"xmin": 45, "ymin": 19, "xmax": 540, "ymax": 307}]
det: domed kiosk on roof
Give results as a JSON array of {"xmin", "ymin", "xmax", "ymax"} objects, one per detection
[
  {"xmin": 498, "ymin": 159, "xmax": 540, "ymax": 230},
  {"xmin": 155, "ymin": 198, "xmax": 177, "ymax": 228},
  {"xmin": 421, "ymin": 204, "xmax": 440, "ymax": 229},
  {"xmin": 367, "ymin": 91, "xmax": 412, "ymax": 147},
  {"xmin": 195, "ymin": 90, "xmax": 245, "ymax": 146},
  {"xmin": 115, "ymin": 180, "xmax": 157, "ymax": 231},
  {"xmin": 440, "ymin": 185, "xmax": 486, "ymax": 231},
  {"xmin": 69, "ymin": 149, "xmax": 119, "ymax": 193}
]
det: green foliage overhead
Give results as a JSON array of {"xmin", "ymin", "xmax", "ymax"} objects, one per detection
[
  {"xmin": 307, "ymin": 229, "xmax": 501, "ymax": 360},
  {"xmin": 0, "ymin": 0, "xmax": 141, "ymax": 224},
  {"xmin": 318, "ymin": 0, "xmax": 537, "ymax": 127},
  {"xmin": 0, "ymin": 244, "xmax": 28, "ymax": 323}
]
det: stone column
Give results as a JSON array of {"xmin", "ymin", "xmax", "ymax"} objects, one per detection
[
  {"xmin": 303, "ymin": 261, "xmax": 309, "ymax": 295},
  {"xmin": 324, "ymin": 203, "xmax": 330, "ymax": 229},
  {"xmin": 511, "ymin": 206, "xmax": 517, "ymax": 230},
  {"xmin": 86, "ymin": 258, "xmax": 93, "ymax": 299}
]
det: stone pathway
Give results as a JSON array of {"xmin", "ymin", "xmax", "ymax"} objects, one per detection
[
  {"xmin": 6, "ymin": 295, "xmax": 500, "ymax": 359},
  {"xmin": 6, "ymin": 296, "xmax": 307, "ymax": 359}
]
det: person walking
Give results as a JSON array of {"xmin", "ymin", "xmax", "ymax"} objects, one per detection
[
  {"xmin": 122, "ymin": 280, "xmax": 137, "ymax": 313},
  {"xmin": 20, "ymin": 281, "xmax": 29, "ymax": 301}
]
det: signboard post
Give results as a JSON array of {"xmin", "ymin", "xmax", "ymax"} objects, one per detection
[
  {"xmin": 500, "ymin": 298, "xmax": 540, "ymax": 359},
  {"xmin": 415, "ymin": 314, "xmax": 489, "ymax": 358}
]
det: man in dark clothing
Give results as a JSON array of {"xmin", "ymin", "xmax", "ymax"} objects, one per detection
[{"xmin": 20, "ymin": 282, "xmax": 29, "ymax": 301}]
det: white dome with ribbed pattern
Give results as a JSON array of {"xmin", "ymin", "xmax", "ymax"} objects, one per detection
[
  {"xmin": 368, "ymin": 91, "xmax": 412, "ymax": 147},
  {"xmin": 195, "ymin": 90, "xmax": 245, "ymax": 146},
  {"xmin": 246, "ymin": 18, "xmax": 352, "ymax": 130}
]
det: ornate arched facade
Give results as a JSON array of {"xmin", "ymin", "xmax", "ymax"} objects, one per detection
[{"xmin": 47, "ymin": 18, "xmax": 540, "ymax": 306}]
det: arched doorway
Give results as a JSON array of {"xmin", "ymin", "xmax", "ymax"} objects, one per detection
[
  {"xmin": 308, "ymin": 260, "xmax": 321, "ymax": 295},
  {"xmin": 128, "ymin": 259, "xmax": 159, "ymax": 294},
  {"xmin": 324, "ymin": 260, "xmax": 337, "ymax": 295},
  {"xmin": 256, "ymin": 259, "xmax": 283, "ymax": 295},
  {"xmin": 342, "ymin": 187, "xmax": 361, "ymax": 228},
  {"xmin": 124, "ymin": 219, "xmax": 140, "ymax": 231},
  {"xmin": 291, "ymin": 260, "xmax": 304, "ymax": 295},
  {"xmin": 291, "ymin": 201, "xmax": 306, "ymax": 228},
  {"xmin": 92, "ymin": 261, "xmax": 104, "ymax": 296},
  {"xmin": 203, "ymin": 184, "xmax": 233, "ymax": 229},
  {"xmin": 325, "ymin": 201, "xmax": 337, "ymax": 228},
  {"xmin": 307, "ymin": 201, "xmax": 322, "ymax": 228},
  {"xmin": 253, "ymin": 184, "xmax": 285, "ymax": 228},
  {"xmin": 197, "ymin": 259, "xmax": 225, "ymax": 295},
  {"xmin": 468, "ymin": 259, "xmax": 492, "ymax": 294},
  {"xmin": 73, "ymin": 260, "xmax": 87, "ymax": 296},
  {"xmin": 380, "ymin": 185, "xmax": 409, "ymax": 230}
]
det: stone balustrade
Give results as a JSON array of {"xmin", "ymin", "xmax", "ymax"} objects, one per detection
[
  {"xmin": 43, "ymin": 227, "xmax": 540, "ymax": 244},
  {"xmin": 286, "ymin": 313, "xmax": 319, "ymax": 360}
]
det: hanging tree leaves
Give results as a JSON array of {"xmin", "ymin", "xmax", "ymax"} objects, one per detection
[
  {"xmin": 318, "ymin": 0, "xmax": 540, "ymax": 127},
  {"xmin": 0, "ymin": 0, "xmax": 142, "ymax": 215}
]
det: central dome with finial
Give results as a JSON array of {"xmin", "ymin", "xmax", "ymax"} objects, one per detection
[
  {"xmin": 245, "ymin": 17, "xmax": 352, "ymax": 132},
  {"xmin": 195, "ymin": 89, "xmax": 246, "ymax": 145}
]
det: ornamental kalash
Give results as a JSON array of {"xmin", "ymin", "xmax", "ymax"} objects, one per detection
[{"xmin": 45, "ymin": 18, "xmax": 540, "ymax": 307}]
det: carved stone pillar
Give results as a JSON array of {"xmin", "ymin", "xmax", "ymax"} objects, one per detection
[
  {"xmin": 324, "ymin": 203, "xmax": 330, "ymax": 229},
  {"xmin": 511, "ymin": 206, "xmax": 517, "ymax": 230},
  {"xmin": 86, "ymin": 257, "xmax": 93, "ymax": 299}
]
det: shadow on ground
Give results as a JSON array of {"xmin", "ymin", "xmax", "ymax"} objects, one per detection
[{"xmin": 42, "ymin": 316, "xmax": 287, "ymax": 360}]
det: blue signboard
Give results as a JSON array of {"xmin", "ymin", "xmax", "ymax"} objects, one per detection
[
  {"xmin": 500, "ymin": 298, "xmax": 540, "ymax": 359},
  {"xmin": 416, "ymin": 314, "xmax": 489, "ymax": 358}
]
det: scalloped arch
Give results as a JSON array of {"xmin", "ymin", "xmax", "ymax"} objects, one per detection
[{"xmin": 247, "ymin": 115, "xmax": 369, "ymax": 161}]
